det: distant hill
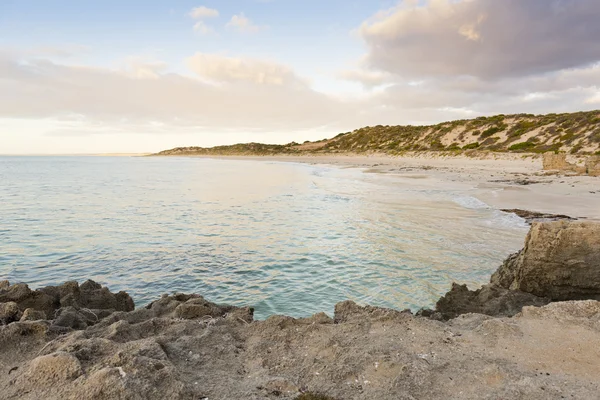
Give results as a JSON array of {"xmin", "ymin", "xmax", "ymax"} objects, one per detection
[{"xmin": 156, "ymin": 110, "xmax": 600, "ymax": 156}]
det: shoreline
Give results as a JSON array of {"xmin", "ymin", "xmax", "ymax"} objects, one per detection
[{"xmin": 153, "ymin": 152, "xmax": 600, "ymax": 221}]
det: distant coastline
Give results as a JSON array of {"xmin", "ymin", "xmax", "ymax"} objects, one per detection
[{"xmin": 153, "ymin": 110, "xmax": 600, "ymax": 158}]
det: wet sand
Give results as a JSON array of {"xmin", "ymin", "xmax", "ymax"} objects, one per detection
[{"xmin": 176, "ymin": 153, "xmax": 600, "ymax": 221}]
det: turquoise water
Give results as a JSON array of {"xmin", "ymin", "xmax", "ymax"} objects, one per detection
[{"xmin": 0, "ymin": 156, "xmax": 528, "ymax": 319}]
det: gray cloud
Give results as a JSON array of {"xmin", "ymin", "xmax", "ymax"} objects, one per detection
[{"xmin": 359, "ymin": 0, "xmax": 600, "ymax": 80}]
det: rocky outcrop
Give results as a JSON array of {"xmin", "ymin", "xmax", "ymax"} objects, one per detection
[
  {"xmin": 0, "ymin": 280, "xmax": 134, "ymax": 327},
  {"xmin": 491, "ymin": 221, "xmax": 600, "ymax": 300},
  {"xmin": 433, "ymin": 283, "xmax": 550, "ymax": 320},
  {"xmin": 429, "ymin": 220, "xmax": 600, "ymax": 319},
  {"xmin": 542, "ymin": 152, "xmax": 600, "ymax": 176},
  {"xmin": 500, "ymin": 208, "xmax": 576, "ymax": 224},
  {"xmin": 542, "ymin": 152, "xmax": 573, "ymax": 170},
  {"xmin": 1, "ymin": 295, "xmax": 600, "ymax": 399},
  {"xmin": 586, "ymin": 155, "xmax": 600, "ymax": 177}
]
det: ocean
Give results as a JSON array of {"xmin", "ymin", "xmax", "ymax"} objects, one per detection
[{"xmin": 0, "ymin": 156, "xmax": 528, "ymax": 319}]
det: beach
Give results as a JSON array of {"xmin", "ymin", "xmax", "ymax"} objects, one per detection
[{"xmin": 166, "ymin": 152, "xmax": 600, "ymax": 221}]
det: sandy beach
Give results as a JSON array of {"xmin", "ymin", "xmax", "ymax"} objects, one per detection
[{"xmin": 168, "ymin": 153, "xmax": 600, "ymax": 221}]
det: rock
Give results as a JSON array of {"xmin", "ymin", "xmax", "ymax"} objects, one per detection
[
  {"xmin": 542, "ymin": 152, "xmax": 575, "ymax": 171},
  {"xmin": 20, "ymin": 308, "xmax": 47, "ymax": 321},
  {"xmin": 0, "ymin": 280, "xmax": 135, "ymax": 327},
  {"xmin": 491, "ymin": 221, "xmax": 600, "ymax": 300},
  {"xmin": 0, "ymin": 301, "xmax": 21, "ymax": 324},
  {"xmin": 542, "ymin": 152, "xmax": 600, "ymax": 177},
  {"xmin": 586, "ymin": 155, "xmax": 600, "ymax": 177},
  {"xmin": 334, "ymin": 300, "xmax": 412, "ymax": 324},
  {"xmin": 501, "ymin": 208, "xmax": 576, "ymax": 224},
  {"xmin": 24, "ymin": 352, "xmax": 82, "ymax": 385},
  {"xmin": 0, "ymin": 283, "xmax": 56, "ymax": 318},
  {"xmin": 53, "ymin": 306, "xmax": 92, "ymax": 330},
  {"xmin": 434, "ymin": 283, "xmax": 549, "ymax": 320},
  {"xmin": 519, "ymin": 300, "xmax": 600, "ymax": 321},
  {"xmin": 77, "ymin": 280, "xmax": 135, "ymax": 311}
]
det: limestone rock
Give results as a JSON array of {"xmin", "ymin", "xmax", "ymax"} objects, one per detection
[
  {"xmin": 0, "ymin": 280, "xmax": 135, "ymax": 327},
  {"xmin": 491, "ymin": 221, "xmax": 600, "ymax": 300},
  {"xmin": 542, "ymin": 152, "xmax": 574, "ymax": 171},
  {"xmin": 20, "ymin": 308, "xmax": 47, "ymax": 321},
  {"xmin": 0, "ymin": 283, "xmax": 56, "ymax": 317},
  {"xmin": 434, "ymin": 283, "xmax": 549, "ymax": 320},
  {"xmin": 24, "ymin": 352, "xmax": 82, "ymax": 385},
  {"xmin": 334, "ymin": 300, "xmax": 412, "ymax": 323},
  {"xmin": 586, "ymin": 155, "xmax": 600, "ymax": 177},
  {"xmin": 0, "ymin": 301, "xmax": 21, "ymax": 324}
]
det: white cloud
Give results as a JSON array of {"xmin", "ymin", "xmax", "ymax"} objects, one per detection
[
  {"xmin": 186, "ymin": 53, "xmax": 306, "ymax": 87},
  {"xmin": 0, "ymin": 51, "xmax": 353, "ymax": 135},
  {"xmin": 189, "ymin": 6, "xmax": 219, "ymax": 19},
  {"xmin": 226, "ymin": 13, "xmax": 264, "ymax": 33},
  {"xmin": 193, "ymin": 21, "xmax": 215, "ymax": 35},
  {"xmin": 337, "ymin": 69, "xmax": 392, "ymax": 88}
]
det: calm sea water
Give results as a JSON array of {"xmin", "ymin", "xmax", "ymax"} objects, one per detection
[{"xmin": 0, "ymin": 156, "xmax": 528, "ymax": 319}]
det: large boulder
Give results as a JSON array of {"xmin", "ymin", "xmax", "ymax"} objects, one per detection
[{"xmin": 491, "ymin": 221, "xmax": 600, "ymax": 300}]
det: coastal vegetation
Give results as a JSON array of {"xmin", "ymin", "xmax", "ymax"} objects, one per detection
[{"xmin": 156, "ymin": 110, "xmax": 600, "ymax": 156}]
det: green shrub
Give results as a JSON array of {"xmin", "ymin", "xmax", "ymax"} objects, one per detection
[
  {"xmin": 463, "ymin": 142, "xmax": 480, "ymax": 150},
  {"xmin": 570, "ymin": 143, "xmax": 583, "ymax": 154},
  {"xmin": 480, "ymin": 123, "xmax": 508, "ymax": 138},
  {"xmin": 509, "ymin": 142, "xmax": 536, "ymax": 151}
]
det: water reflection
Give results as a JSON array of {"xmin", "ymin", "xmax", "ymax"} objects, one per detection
[{"xmin": 0, "ymin": 156, "xmax": 528, "ymax": 319}]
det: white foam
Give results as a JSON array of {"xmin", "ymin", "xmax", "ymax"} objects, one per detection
[{"xmin": 453, "ymin": 196, "xmax": 491, "ymax": 210}]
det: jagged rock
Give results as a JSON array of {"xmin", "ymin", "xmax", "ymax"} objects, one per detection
[
  {"xmin": 0, "ymin": 283, "xmax": 56, "ymax": 318},
  {"xmin": 0, "ymin": 280, "xmax": 135, "ymax": 327},
  {"xmin": 434, "ymin": 283, "xmax": 550, "ymax": 320},
  {"xmin": 501, "ymin": 208, "xmax": 576, "ymax": 224},
  {"xmin": 334, "ymin": 300, "xmax": 412, "ymax": 323},
  {"xmin": 491, "ymin": 221, "xmax": 600, "ymax": 300},
  {"xmin": 20, "ymin": 308, "xmax": 47, "ymax": 322},
  {"xmin": 0, "ymin": 301, "xmax": 21, "ymax": 324}
]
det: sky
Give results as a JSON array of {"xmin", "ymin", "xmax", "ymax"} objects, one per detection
[{"xmin": 1, "ymin": 0, "xmax": 599, "ymax": 154}]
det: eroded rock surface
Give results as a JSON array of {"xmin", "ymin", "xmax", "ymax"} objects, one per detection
[
  {"xmin": 1, "ymin": 296, "xmax": 599, "ymax": 400},
  {"xmin": 434, "ymin": 283, "xmax": 550, "ymax": 320},
  {"xmin": 0, "ymin": 280, "xmax": 134, "ymax": 326},
  {"xmin": 492, "ymin": 221, "xmax": 600, "ymax": 300}
]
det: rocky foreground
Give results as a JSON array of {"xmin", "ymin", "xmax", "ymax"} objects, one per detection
[{"xmin": 1, "ymin": 221, "xmax": 599, "ymax": 400}]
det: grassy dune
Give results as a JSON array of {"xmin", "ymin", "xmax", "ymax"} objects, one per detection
[{"xmin": 156, "ymin": 110, "xmax": 600, "ymax": 156}]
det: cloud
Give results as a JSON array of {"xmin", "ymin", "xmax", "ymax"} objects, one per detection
[
  {"xmin": 359, "ymin": 0, "xmax": 600, "ymax": 80},
  {"xmin": 122, "ymin": 57, "xmax": 168, "ymax": 80},
  {"xmin": 0, "ymin": 43, "xmax": 598, "ymax": 154},
  {"xmin": 0, "ymin": 51, "xmax": 353, "ymax": 135},
  {"xmin": 189, "ymin": 6, "xmax": 219, "ymax": 19},
  {"xmin": 337, "ymin": 69, "xmax": 393, "ymax": 88},
  {"xmin": 193, "ymin": 21, "xmax": 215, "ymax": 35},
  {"xmin": 189, "ymin": 6, "xmax": 219, "ymax": 34},
  {"xmin": 186, "ymin": 53, "xmax": 306, "ymax": 87},
  {"xmin": 226, "ymin": 13, "xmax": 264, "ymax": 33}
]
